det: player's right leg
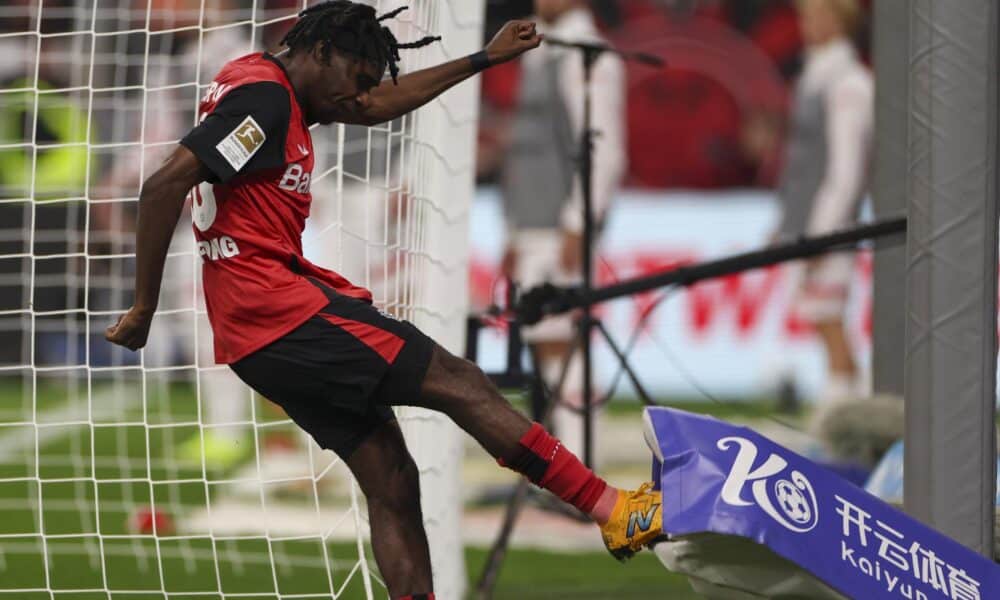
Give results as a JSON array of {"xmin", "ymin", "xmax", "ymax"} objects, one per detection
[{"xmin": 410, "ymin": 343, "xmax": 667, "ymax": 561}]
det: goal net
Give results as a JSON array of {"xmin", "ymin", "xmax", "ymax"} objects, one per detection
[{"xmin": 0, "ymin": 0, "xmax": 481, "ymax": 597}]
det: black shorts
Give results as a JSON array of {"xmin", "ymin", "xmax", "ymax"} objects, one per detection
[{"xmin": 230, "ymin": 280, "xmax": 435, "ymax": 459}]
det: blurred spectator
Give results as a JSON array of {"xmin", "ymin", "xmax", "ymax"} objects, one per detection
[
  {"xmin": 775, "ymin": 0, "xmax": 873, "ymax": 403},
  {"xmin": 499, "ymin": 0, "xmax": 626, "ymax": 456},
  {"xmin": 0, "ymin": 8, "xmax": 93, "ymax": 366},
  {"xmin": 727, "ymin": 0, "xmax": 804, "ymax": 79},
  {"xmin": 0, "ymin": 39, "xmax": 90, "ymax": 202},
  {"xmin": 606, "ymin": 0, "xmax": 791, "ymax": 188},
  {"xmin": 480, "ymin": 0, "xmax": 802, "ymax": 189}
]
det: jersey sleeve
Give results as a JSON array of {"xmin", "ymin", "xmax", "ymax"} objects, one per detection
[{"xmin": 180, "ymin": 81, "xmax": 291, "ymax": 183}]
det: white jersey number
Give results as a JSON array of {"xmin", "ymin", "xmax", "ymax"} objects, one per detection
[{"xmin": 190, "ymin": 182, "xmax": 217, "ymax": 231}]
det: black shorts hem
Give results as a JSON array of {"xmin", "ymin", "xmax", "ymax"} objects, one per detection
[
  {"xmin": 229, "ymin": 280, "xmax": 436, "ymax": 458},
  {"xmin": 372, "ymin": 321, "xmax": 434, "ymax": 406}
]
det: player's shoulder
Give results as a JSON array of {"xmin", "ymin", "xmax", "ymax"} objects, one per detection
[
  {"xmin": 202, "ymin": 54, "xmax": 292, "ymax": 114},
  {"xmin": 212, "ymin": 52, "xmax": 287, "ymax": 88}
]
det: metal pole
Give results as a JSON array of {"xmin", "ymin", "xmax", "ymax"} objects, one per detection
[
  {"xmin": 904, "ymin": 0, "xmax": 998, "ymax": 556},
  {"xmin": 516, "ymin": 218, "xmax": 906, "ymax": 322},
  {"xmin": 544, "ymin": 38, "xmax": 661, "ymax": 468},
  {"xmin": 870, "ymin": 0, "xmax": 908, "ymax": 396},
  {"xmin": 579, "ymin": 48, "xmax": 597, "ymax": 468}
]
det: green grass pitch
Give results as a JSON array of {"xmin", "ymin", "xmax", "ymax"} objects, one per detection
[{"xmin": 0, "ymin": 375, "xmax": 699, "ymax": 599}]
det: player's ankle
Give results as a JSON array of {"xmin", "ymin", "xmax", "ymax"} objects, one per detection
[
  {"xmin": 498, "ymin": 422, "xmax": 608, "ymax": 514},
  {"xmin": 397, "ymin": 593, "xmax": 434, "ymax": 600},
  {"xmin": 591, "ymin": 485, "xmax": 619, "ymax": 525}
]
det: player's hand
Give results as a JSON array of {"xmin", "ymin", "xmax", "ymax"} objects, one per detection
[
  {"xmin": 485, "ymin": 20, "xmax": 543, "ymax": 65},
  {"xmin": 105, "ymin": 306, "xmax": 154, "ymax": 351}
]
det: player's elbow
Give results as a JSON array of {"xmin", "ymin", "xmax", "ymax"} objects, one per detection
[
  {"xmin": 139, "ymin": 171, "xmax": 186, "ymax": 206},
  {"xmin": 138, "ymin": 174, "xmax": 198, "ymax": 222},
  {"xmin": 140, "ymin": 166, "xmax": 174, "ymax": 192},
  {"xmin": 353, "ymin": 93, "xmax": 418, "ymax": 127},
  {"xmin": 340, "ymin": 95, "xmax": 390, "ymax": 127},
  {"xmin": 356, "ymin": 105, "xmax": 396, "ymax": 127}
]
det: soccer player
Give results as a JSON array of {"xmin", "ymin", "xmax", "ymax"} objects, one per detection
[{"xmin": 105, "ymin": 3, "xmax": 663, "ymax": 597}]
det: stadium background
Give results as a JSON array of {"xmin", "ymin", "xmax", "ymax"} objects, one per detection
[
  {"xmin": 0, "ymin": 5, "xmax": 873, "ymax": 400},
  {"xmin": 0, "ymin": 0, "xmax": 938, "ymax": 598}
]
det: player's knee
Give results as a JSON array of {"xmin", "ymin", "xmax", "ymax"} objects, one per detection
[
  {"xmin": 421, "ymin": 346, "xmax": 498, "ymax": 414},
  {"xmin": 434, "ymin": 351, "xmax": 485, "ymax": 386}
]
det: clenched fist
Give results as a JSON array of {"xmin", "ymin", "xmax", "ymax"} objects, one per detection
[
  {"xmin": 485, "ymin": 20, "xmax": 543, "ymax": 65},
  {"xmin": 105, "ymin": 306, "xmax": 154, "ymax": 351}
]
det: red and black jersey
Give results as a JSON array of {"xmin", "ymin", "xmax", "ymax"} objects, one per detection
[{"xmin": 180, "ymin": 52, "xmax": 371, "ymax": 364}]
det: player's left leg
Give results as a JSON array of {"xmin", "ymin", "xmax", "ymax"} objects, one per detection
[
  {"xmin": 343, "ymin": 419, "xmax": 434, "ymax": 599},
  {"xmin": 408, "ymin": 343, "xmax": 666, "ymax": 560},
  {"xmin": 231, "ymin": 342, "xmax": 437, "ymax": 596}
]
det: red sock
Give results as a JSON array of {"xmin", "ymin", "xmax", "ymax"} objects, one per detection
[
  {"xmin": 499, "ymin": 422, "xmax": 608, "ymax": 514},
  {"xmin": 398, "ymin": 594, "xmax": 434, "ymax": 600}
]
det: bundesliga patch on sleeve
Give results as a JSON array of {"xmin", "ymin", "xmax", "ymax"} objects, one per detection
[{"xmin": 216, "ymin": 115, "xmax": 266, "ymax": 172}]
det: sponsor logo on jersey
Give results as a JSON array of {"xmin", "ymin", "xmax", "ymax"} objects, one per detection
[
  {"xmin": 216, "ymin": 115, "xmax": 266, "ymax": 172},
  {"xmin": 278, "ymin": 163, "xmax": 311, "ymax": 194},
  {"xmin": 198, "ymin": 235, "xmax": 240, "ymax": 261},
  {"xmin": 297, "ymin": 143, "xmax": 309, "ymax": 156}
]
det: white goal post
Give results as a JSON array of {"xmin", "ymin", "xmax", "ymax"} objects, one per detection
[{"xmin": 0, "ymin": 1, "xmax": 482, "ymax": 598}]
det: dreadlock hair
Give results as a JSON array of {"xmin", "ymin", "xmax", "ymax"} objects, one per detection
[{"xmin": 279, "ymin": 1, "xmax": 441, "ymax": 84}]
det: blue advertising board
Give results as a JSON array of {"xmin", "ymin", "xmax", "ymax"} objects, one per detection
[{"xmin": 645, "ymin": 407, "xmax": 1000, "ymax": 600}]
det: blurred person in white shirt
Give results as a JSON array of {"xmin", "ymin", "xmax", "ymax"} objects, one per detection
[
  {"xmin": 500, "ymin": 0, "xmax": 626, "ymax": 457},
  {"xmin": 776, "ymin": 0, "xmax": 873, "ymax": 403}
]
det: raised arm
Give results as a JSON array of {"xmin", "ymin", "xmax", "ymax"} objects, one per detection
[
  {"xmin": 105, "ymin": 145, "xmax": 206, "ymax": 350},
  {"xmin": 355, "ymin": 20, "xmax": 542, "ymax": 125}
]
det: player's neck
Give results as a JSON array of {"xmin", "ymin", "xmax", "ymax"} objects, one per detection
[
  {"xmin": 270, "ymin": 51, "xmax": 315, "ymax": 124},
  {"xmin": 271, "ymin": 52, "xmax": 306, "ymax": 95}
]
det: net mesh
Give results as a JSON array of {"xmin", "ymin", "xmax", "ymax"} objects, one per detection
[{"xmin": 0, "ymin": 1, "xmax": 481, "ymax": 597}]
